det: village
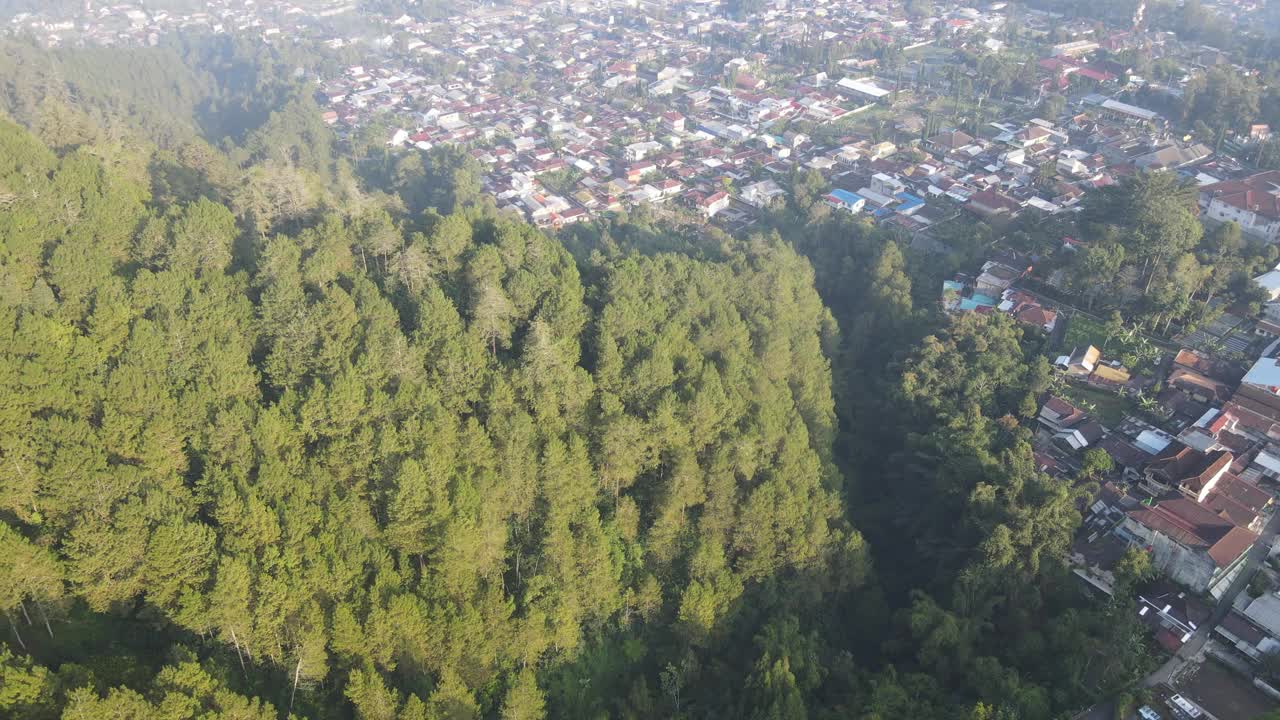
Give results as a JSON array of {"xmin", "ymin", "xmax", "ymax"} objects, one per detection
[{"xmin": 11, "ymin": 0, "xmax": 1272, "ymax": 235}]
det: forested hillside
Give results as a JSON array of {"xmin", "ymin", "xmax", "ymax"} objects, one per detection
[
  {"xmin": 0, "ymin": 113, "xmax": 868, "ymax": 718},
  {"xmin": 0, "ymin": 39, "xmax": 1158, "ymax": 720},
  {"xmin": 0, "ymin": 33, "xmax": 350, "ymax": 156}
]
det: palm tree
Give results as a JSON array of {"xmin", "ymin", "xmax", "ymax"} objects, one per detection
[
  {"xmin": 1044, "ymin": 369, "xmax": 1068, "ymax": 397},
  {"xmin": 1135, "ymin": 391, "xmax": 1158, "ymax": 414}
]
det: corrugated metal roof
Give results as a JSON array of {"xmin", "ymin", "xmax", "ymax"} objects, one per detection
[{"xmin": 1242, "ymin": 356, "xmax": 1280, "ymax": 389}]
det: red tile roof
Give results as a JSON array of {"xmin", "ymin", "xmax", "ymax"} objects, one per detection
[
  {"xmin": 698, "ymin": 191, "xmax": 728, "ymax": 207},
  {"xmin": 1202, "ymin": 171, "xmax": 1280, "ymax": 222},
  {"xmin": 1148, "ymin": 446, "xmax": 1232, "ymax": 491},
  {"xmin": 968, "ymin": 189, "xmax": 1022, "ymax": 214},
  {"xmin": 1128, "ymin": 497, "xmax": 1257, "ymax": 568},
  {"xmin": 1215, "ymin": 473, "xmax": 1271, "ymax": 513},
  {"xmin": 1155, "ymin": 627, "xmax": 1185, "ymax": 654},
  {"xmin": 1077, "ymin": 67, "xmax": 1116, "ymax": 82},
  {"xmin": 1209, "ymin": 526, "xmax": 1258, "ymax": 567},
  {"xmin": 1015, "ymin": 304, "xmax": 1057, "ymax": 329},
  {"xmin": 1203, "ymin": 489, "xmax": 1259, "ymax": 529},
  {"xmin": 1044, "ymin": 395, "xmax": 1080, "ymax": 419}
]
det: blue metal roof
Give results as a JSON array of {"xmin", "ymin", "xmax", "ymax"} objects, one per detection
[{"xmin": 827, "ymin": 188, "xmax": 863, "ymax": 205}]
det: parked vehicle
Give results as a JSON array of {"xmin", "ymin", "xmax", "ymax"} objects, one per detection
[{"xmin": 1169, "ymin": 694, "xmax": 1203, "ymax": 719}]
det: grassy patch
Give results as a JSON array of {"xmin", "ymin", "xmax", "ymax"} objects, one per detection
[
  {"xmin": 1059, "ymin": 313, "xmax": 1161, "ymax": 374},
  {"xmin": 1062, "ymin": 384, "xmax": 1135, "ymax": 428},
  {"xmin": 1061, "ymin": 314, "xmax": 1110, "ymax": 353}
]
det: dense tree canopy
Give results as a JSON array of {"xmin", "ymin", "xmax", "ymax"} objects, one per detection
[
  {"xmin": 0, "ymin": 114, "xmax": 879, "ymax": 718},
  {"xmin": 0, "ymin": 33, "xmax": 1160, "ymax": 719}
]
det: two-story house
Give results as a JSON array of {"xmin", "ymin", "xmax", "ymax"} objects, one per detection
[
  {"xmin": 1200, "ymin": 171, "xmax": 1280, "ymax": 243},
  {"xmin": 1224, "ymin": 349, "xmax": 1280, "ymax": 439},
  {"xmin": 1121, "ymin": 497, "xmax": 1257, "ymax": 595},
  {"xmin": 1139, "ymin": 444, "xmax": 1232, "ymax": 500}
]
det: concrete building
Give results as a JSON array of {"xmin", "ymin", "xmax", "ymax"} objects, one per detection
[
  {"xmin": 1200, "ymin": 171, "xmax": 1280, "ymax": 243},
  {"xmin": 1121, "ymin": 497, "xmax": 1257, "ymax": 595}
]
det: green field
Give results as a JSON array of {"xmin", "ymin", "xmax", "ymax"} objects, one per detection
[
  {"xmin": 1061, "ymin": 314, "xmax": 1110, "ymax": 352},
  {"xmin": 1059, "ymin": 313, "xmax": 1161, "ymax": 374},
  {"xmin": 1062, "ymin": 384, "xmax": 1136, "ymax": 428}
]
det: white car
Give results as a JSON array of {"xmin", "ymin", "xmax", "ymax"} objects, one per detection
[
  {"xmin": 1168, "ymin": 694, "xmax": 1203, "ymax": 719},
  {"xmin": 1138, "ymin": 706, "xmax": 1162, "ymax": 720}
]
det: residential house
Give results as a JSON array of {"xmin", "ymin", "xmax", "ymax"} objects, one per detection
[
  {"xmin": 558, "ymin": 207, "xmax": 587, "ymax": 225},
  {"xmin": 1137, "ymin": 584, "xmax": 1211, "ymax": 651},
  {"xmin": 1168, "ymin": 366, "xmax": 1233, "ymax": 405},
  {"xmin": 1224, "ymin": 347, "xmax": 1280, "ymax": 439},
  {"xmin": 1057, "ymin": 149, "xmax": 1092, "ymax": 177},
  {"xmin": 1133, "ymin": 142, "xmax": 1212, "ymax": 171},
  {"xmin": 740, "ymin": 179, "xmax": 786, "ymax": 208},
  {"xmin": 926, "ymin": 129, "xmax": 975, "ymax": 156},
  {"xmin": 1201, "ymin": 472, "xmax": 1271, "ymax": 532},
  {"xmin": 624, "ymin": 140, "xmax": 664, "ymax": 163},
  {"xmin": 1216, "ymin": 607, "xmax": 1274, "ymax": 661},
  {"xmin": 1061, "ymin": 418, "xmax": 1106, "ymax": 450},
  {"xmin": 1099, "ymin": 435, "xmax": 1153, "ymax": 482},
  {"xmin": 1058, "ymin": 345, "xmax": 1101, "ymax": 377},
  {"xmin": 1092, "ymin": 361, "xmax": 1132, "ymax": 385},
  {"xmin": 629, "ymin": 184, "xmax": 663, "ymax": 205},
  {"xmin": 1233, "ymin": 592, "xmax": 1280, "ymax": 661},
  {"xmin": 696, "ymin": 191, "xmax": 730, "ymax": 218},
  {"xmin": 1140, "ymin": 444, "xmax": 1233, "ymax": 501},
  {"xmin": 1174, "ymin": 349, "xmax": 1243, "ymax": 386},
  {"xmin": 1256, "ymin": 263, "xmax": 1280, "ymax": 302},
  {"xmin": 655, "ymin": 178, "xmax": 683, "ymax": 199},
  {"xmin": 1072, "ymin": 482, "xmax": 1138, "ymax": 594},
  {"xmin": 1200, "ymin": 171, "xmax": 1280, "ymax": 243},
  {"xmin": 1039, "ymin": 396, "xmax": 1086, "ymax": 432},
  {"xmin": 967, "ymin": 189, "xmax": 1023, "ymax": 219},
  {"xmin": 625, "ymin": 162, "xmax": 658, "ymax": 183},
  {"xmin": 1010, "ymin": 124, "xmax": 1055, "ymax": 150},
  {"xmin": 867, "ymin": 141, "xmax": 897, "ymax": 160},
  {"xmin": 1249, "ymin": 446, "xmax": 1280, "ymax": 483},
  {"xmin": 824, "ymin": 188, "xmax": 866, "ymax": 214},
  {"xmin": 975, "ymin": 258, "xmax": 1027, "ymax": 296},
  {"xmin": 871, "ymin": 173, "xmax": 907, "ymax": 198},
  {"xmin": 1038, "ymin": 396, "xmax": 1104, "ymax": 448},
  {"xmin": 1257, "ymin": 302, "xmax": 1280, "ymax": 337},
  {"xmin": 1120, "ymin": 497, "xmax": 1257, "ymax": 595}
]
